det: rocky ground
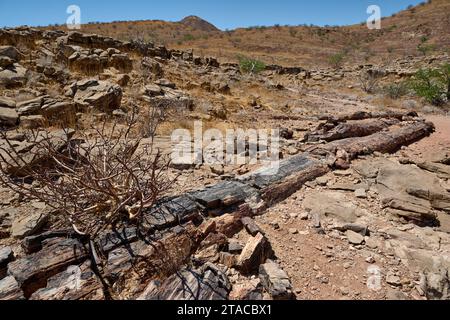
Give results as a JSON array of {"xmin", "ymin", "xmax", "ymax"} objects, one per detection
[{"xmin": 0, "ymin": 26, "xmax": 449, "ymax": 300}]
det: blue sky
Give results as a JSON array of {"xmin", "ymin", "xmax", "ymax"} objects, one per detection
[{"xmin": 0, "ymin": 0, "xmax": 425, "ymax": 30}]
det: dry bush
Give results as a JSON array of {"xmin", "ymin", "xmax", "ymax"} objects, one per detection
[
  {"xmin": 0, "ymin": 106, "xmax": 174, "ymax": 240},
  {"xmin": 358, "ymin": 70, "xmax": 381, "ymax": 93}
]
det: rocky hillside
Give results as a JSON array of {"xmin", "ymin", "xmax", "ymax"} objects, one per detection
[
  {"xmin": 0, "ymin": 22, "xmax": 449, "ymax": 301},
  {"xmin": 43, "ymin": 0, "xmax": 450, "ymax": 67}
]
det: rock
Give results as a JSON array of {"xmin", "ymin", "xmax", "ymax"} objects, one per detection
[
  {"xmin": 386, "ymin": 289, "xmax": 408, "ymax": 300},
  {"xmin": 423, "ymin": 269, "xmax": 450, "ymax": 300},
  {"xmin": 154, "ymin": 78, "xmax": 176, "ymax": 89},
  {"xmin": 138, "ymin": 263, "xmax": 231, "ymax": 300},
  {"xmin": 303, "ymin": 191, "xmax": 362, "ymax": 223},
  {"xmin": 0, "ymin": 56, "xmax": 14, "ymax": 68},
  {"xmin": 16, "ymin": 96, "xmax": 44, "ymax": 115},
  {"xmin": 219, "ymin": 252, "xmax": 237, "ymax": 268},
  {"xmin": 73, "ymin": 80, "xmax": 122, "ymax": 112},
  {"xmin": 288, "ymin": 228, "xmax": 299, "ymax": 235},
  {"xmin": 386, "ymin": 273, "xmax": 402, "ymax": 287},
  {"xmin": 108, "ymin": 53, "xmax": 132, "ymax": 72},
  {"xmin": 11, "ymin": 208, "xmax": 50, "ymax": 239},
  {"xmin": 361, "ymin": 158, "xmax": 444, "ymax": 223},
  {"xmin": 345, "ymin": 230, "xmax": 365, "ymax": 245},
  {"xmin": 0, "ymin": 276, "xmax": 25, "ymax": 300},
  {"xmin": 259, "ymin": 260, "xmax": 294, "ymax": 300},
  {"xmin": 141, "ymin": 84, "xmax": 163, "ymax": 97},
  {"xmin": 0, "ymin": 107, "xmax": 19, "ymax": 126},
  {"xmin": 0, "ymin": 97, "xmax": 15, "ymax": 109},
  {"xmin": 280, "ymin": 128, "xmax": 294, "ymax": 140},
  {"xmin": 211, "ymin": 214, "xmax": 244, "ymax": 238},
  {"xmin": 236, "ymin": 233, "xmax": 272, "ymax": 274},
  {"xmin": 20, "ymin": 115, "xmax": 47, "ymax": 129},
  {"xmin": 241, "ymin": 217, "xmax": 263, "ymax": 237},
  {"xmin": 229, "ymin": 278, "xmax": 263, "ymax": 300},
  {"xmin": 30, "ymin": 261, "xmax": 104, "ymax": 300},
  {"xmin": 0, "ymin": 63, "xmax": 28, "ymax": 87},
  {"xmin": 355, "ymin": 188, "xmax": 367, "ymax": 199},
  {"xmin": 0, "ymin": 246, "xmax": 13, "ymax": 268},
  {"xmin": 7, "ymin": 238, "xmax": 88, "ymax": 297},
  {"xmin": 227, "ymin": 239, "xmax": 243, "ymax": 254},
  {"xmin": 0, "ymin": 46, "xmax": 23, "ymax": 61}
]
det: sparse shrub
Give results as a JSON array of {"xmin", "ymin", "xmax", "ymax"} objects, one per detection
[
  {"xmin": 328, "ymin": 52, "xmax": 345, "ymax": 69},
  {"xmin": 0, "ymin": 107, "xmax": 173, "ymax": 240},
  {"xmin": 183, "ymin": 33, "xmax": 195, "ymax": 41},
  {"xmin": 417, "ymin": 43, "xmax": 435, "ymax": 56},
  {"xmin": 409, "ymin": 64, "xmax": 450, "ymax": 106},
  {"xmin": 358, "ymin": 70, "xmax": 381, "ymax": 93},
  {"xmin": 384, "ymin": 82, "xmax": 409, "ymax": 99},
  {"xmin": 238, "ymin": 56, "xmax": 266, "ymax": 74}
]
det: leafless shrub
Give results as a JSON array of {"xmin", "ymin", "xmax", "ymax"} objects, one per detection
[
  {"xmin": 0, "ymin": 106, "xmax": 174, "ymax": 240},
  {"xmin": 358, "ymin": 70, "xmax": 381, "ymax": 93}
]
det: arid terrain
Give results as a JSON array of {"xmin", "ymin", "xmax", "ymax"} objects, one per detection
[{"xmin": 0, "ymin": 0, "xmax": 449, "ymax": 301}]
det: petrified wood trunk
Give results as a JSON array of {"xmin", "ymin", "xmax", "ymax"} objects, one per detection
[
  {"xmin": 305, "ymin": 118, "xmax": 399, "ymax": 142},
  {"xmin": 318, "ymin": 121, "xmax": 435, "ymax": 159}
]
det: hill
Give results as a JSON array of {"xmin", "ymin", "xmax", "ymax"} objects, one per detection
[{"xmin": 43, "ymin": 0, "xmax": 450, "ymax": 67}]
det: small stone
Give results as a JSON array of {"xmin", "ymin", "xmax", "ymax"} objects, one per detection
[
  {"xmin": 345, "ymin": 230, "xmax": 364, "ymax": 245},
  {"xmin": 355, "ymin": 188, "xmax": 367, "ymax": 199},
  {"xmin": 300, "ymin": 212, "xmax": 309, "ymax": 220},
  {"xmin": 365, "ymin": 256, "xmax": 376, "ymax": 264},
  {"xmin": 288, "ymin": 228, "xmax": 299, "ymax": 235},
  {"xmin": 386, "ymin": 273, "xmax": 402, "ymax": 287}
]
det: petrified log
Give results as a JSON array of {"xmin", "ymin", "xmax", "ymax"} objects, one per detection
[
  {"xmin": 319, "ymin": 121, "xmax": 435, "ymax": 159},
  {"xmin": 305, "ymin": 118, "xmax": 399, "ymax": 142},
  {"xmin": 7, "ymin": 238, "xmax": 88, "ymax": 297},
  {"xmin": 190, "ymin": 181, "xmax": 259, "ymax": 212},
  {"xmin": 319, "ymin": 110, "xmax": 418, "ymax": 122},
  {"xmin": 30, "ymin": 261, "xmax": 104, "ymax": 300},
  {"xmin": 0, "ymin": 276, "xmax": 25, "ymax": 300},
  {"xmin": 143, "ymin": 194, "xmax": 201, "ymax": 230},
  {"xmin": 138, "ymin": 263, "xmax": 231, "ymax": 300}
]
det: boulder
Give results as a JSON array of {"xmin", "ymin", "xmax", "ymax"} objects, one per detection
[
  {"xmin": 0, "ymin": 107, "xmax": 19, "ymax": 126},
  {"xmin": 0, "ymin": 63, "xmax": 28, "ymax": 87},
  {"xmin": 0, "ymin": 97, "xmax": 15, "ymax": 109},
  {"xmin": 16, "ymin": 96, "xmax": 44, "ymax": 115},
  {"xmin": 259, "ymin": 260, "xmax": 294, "ymax": 300},
  {"xmin": 0, "ymin": 56, "xmax": 14, "ymax": 68},
  {"xmin": 73, "ymin": 80, "xmax": 122, "ymax": 112},
  {"xmin": 0, "ymin": 46, "xmax": 23, "ymax": 61},
  {"xmin": 236, "ymin": 233, "xmax": 272, "ymax": 274}
]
